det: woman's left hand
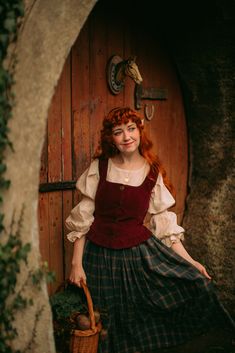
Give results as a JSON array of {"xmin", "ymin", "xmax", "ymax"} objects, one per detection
[{"xmin": 192, "ymin": 261, "xmax": 212, "ymax": 279}]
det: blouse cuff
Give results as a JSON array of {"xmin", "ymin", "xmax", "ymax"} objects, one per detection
[
  {"xmin": 149, "ymin": 210, "xmax": 185, "ymax": 235},
  {"xmin": 147, "ymin": 209, "xmax": 185, "ymax": 248},
  {"xmin": 159, "ymin": 233, "xmax": 184, "ymax": 248},
  {"xmin": 65, "ymin": 195, "xmax": 95, "ymax": 243},
  {"xmin": 66, "ymin": 231, "xmax": 85, "ymax": 243}
]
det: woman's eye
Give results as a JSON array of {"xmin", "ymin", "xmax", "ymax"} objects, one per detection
[
  {"xmin": 128, "ymin": 127, "xmax": 135, "ymax": 132},
  {"xmin": 113, "ymin": 131, "xmax": 122, "ymax": 136}
]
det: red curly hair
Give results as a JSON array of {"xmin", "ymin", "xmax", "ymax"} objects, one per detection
[{"xmin": 94, "ymin": 107, "xmax": 174, "ymax": 194}]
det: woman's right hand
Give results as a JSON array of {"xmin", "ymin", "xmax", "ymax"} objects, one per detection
[
  {"xmin": 192, "ymin": 261, "xmax": 212, "ymax": 280},
  {"xmin": 69, "ymin": 264, "xmax": 87, "ymax": 287}
]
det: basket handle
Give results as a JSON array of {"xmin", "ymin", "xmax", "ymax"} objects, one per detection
[{"xmin": 80, "ymin": 281, "xmax": 96, "ymax": 330}]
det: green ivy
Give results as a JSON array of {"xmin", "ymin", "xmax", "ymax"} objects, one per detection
[
  {"xmin": 0, "ymin": 2, "xmax": 56, "ymax": 352},
  {"xmin": 0, "ymin": 2, "xmax": 43, "ymax": 353},
  {"xmin": 0, "ymin": 209, "xmax": 55, "ymax": 353},
  {"xmin": 0, "ymin": 0, "xmax": 24, "ymax": 228},
  {"xmin": 0, "ymin": 211, "xmax": 32, "ymax": 353}
]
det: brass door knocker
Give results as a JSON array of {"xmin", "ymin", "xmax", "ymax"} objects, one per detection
[{"xmin": 107, "ymin": 55, "xmax": 143, "ymax": 95}]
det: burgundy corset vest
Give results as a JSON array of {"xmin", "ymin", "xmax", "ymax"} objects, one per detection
[{"xmin": 86, "ymin": 159, "xmax": 157, "ymax": 249}]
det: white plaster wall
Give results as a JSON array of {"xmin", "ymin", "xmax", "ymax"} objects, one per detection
[{"xmin": 1, "ymin": 0, "xmax": 97, "ymax": 351}]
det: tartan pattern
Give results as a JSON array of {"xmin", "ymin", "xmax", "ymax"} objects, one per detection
[{"xmin": 83, "ymin": 236, "xmax": 233, "ymax": 353}]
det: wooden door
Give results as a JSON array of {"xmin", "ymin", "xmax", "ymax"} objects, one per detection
[{"xmin": 38, "ymin": 1, "xmax": 188, "ymax": 294}]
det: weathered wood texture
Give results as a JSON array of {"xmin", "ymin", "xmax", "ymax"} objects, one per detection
[{"xmin": 38, "ymin": 3, "xmax": 188, "ymax": 294}]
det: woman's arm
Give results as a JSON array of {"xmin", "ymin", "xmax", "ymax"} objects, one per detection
[
  {"xmin": 148, "ymin": 174, "xmax": 211, "ymax": 280},
  {"xmin": 69, "ymin": 236, "xmax": 87, "ymax": 287},
  {"xmin": 171, "ymin": 241, "xmax": 211, "ymax": 279},
  {"xmin": 66, "ymin": 159, "xmax": 100, "ymax": 287}
]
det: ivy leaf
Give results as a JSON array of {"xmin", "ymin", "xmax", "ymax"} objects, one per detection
[
  {"xmin": 17, "ymin": 243, "xmax": 31, "ymax": 262},
  {"xmin": 13, "ymin": 3, "xmax": 25, "ymax": 17},
  {"xmin": 0, "ymin": 34, "xmax": 8, "ymax": 47},
  {"xmin": 0, "ymin": 178, "xmax": 10, "ymax": 189},
  {"xmin": 4, "ymin": 17, "xmax": 16, "ymax": 33},
  {"xmin": 0, "ymin": 163, "xmax": 6, "ymax": 173}
]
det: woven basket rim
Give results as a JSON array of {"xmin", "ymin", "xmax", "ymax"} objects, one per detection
[{"xmin": 71, "ymin": 321, "xmax": 102, "ymax": 337}]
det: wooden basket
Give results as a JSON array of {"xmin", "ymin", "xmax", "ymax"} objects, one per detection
[{"xmin": 70, "ymin": 282, "xmax": 102, "ymax": 353}]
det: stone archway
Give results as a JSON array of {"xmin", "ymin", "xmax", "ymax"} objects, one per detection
[
  {"xmin": 2, "ymin": 1, "xmax": 96, "ymax": 352},
  {"xmin": 2, "ymin": 0, "xmax": 235, "ymax": 351}
]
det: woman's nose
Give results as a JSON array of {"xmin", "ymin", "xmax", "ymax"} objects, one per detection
[{"xmin": 123, "ymin": 130, "xmax": 130, "ymax": 141}]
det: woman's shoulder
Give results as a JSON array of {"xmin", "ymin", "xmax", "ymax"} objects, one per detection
[
  {"xmin": 74, "ymin": 159, "xmax": 100, "ymax": 198},
  {"xmin": 87, "ymin": 158, "xmax": 100, "ymax": 175},
  {"xmin": 75, "ymin": 159, "xmax": 100, "ymax": 190}
]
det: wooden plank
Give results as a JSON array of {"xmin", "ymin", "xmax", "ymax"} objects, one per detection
[
  {"xmin": 38, "ymin": 193, "xmax": 49, "ymax": 284},
  {"xmin": 71, "ymin": 21, "xmax": 91, "ymax": 176},
  {"xmin": 167, "ymin": 79, "xmax": 188, "ymax": 222},
  {"xmin": 61, "ymin": 55, "xmax": 72, "ymax": 182},
  {"xmin": 47, "ymin": 76, "xmax": 64, "ymax": 294},
  {"xmin": 106, "ymin": 7, "xmax": 124, "ymax": 111},
  {"xmin": 37, "ymin": 98, "xmax": 51, "ymax": 292},
  {"xmin": 38, "ymin": 120, "xmax": 50, "ymax": 283},
  {"xmin": 123, "ymin": 20, "xmax": 138, "ymax": 109},
  {"xmin": 48, "ymin": 191, "xmax": 64, "ymax": 294},
  {"xmin": 48, "ymin": 81, "xmax": 62, "ymax": 183},
  {"xmin": 61, "ymin": 54, "xmax": 74, "ymax": 280},
  {"xmin": 71, "ymin": 20, "xmax": 91, "ymax": 208},
  {"xmin": 89, "ymin": 6, "xmax": 107, "ymax": 155},
  {"xmin": 133, "ymin": 28, "xmax": 152, "ymax": 136},
  {"xmin": 39, "ymin": 126, "xmax": 48, "ymax": 184},
  {"xmin": 38, "ymin": 118, "xmax": 50, "ymax": 272},
  {"xmin": 140, "ymin": 36, "xmax": 188, "ymax": 222}
]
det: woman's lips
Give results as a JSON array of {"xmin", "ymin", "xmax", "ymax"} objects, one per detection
[{"xmin": 122, "ymin": 141, "xmax": 134, "ymax": 147}]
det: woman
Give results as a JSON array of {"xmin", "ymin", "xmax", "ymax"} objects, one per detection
[{"xmin": 66, "ymin": 107, "xmax": 234, "ymax": 353}]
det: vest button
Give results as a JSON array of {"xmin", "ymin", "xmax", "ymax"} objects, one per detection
[{"xmin": 120, "ymin": 185, "xmax": 125, "ymax": 191}]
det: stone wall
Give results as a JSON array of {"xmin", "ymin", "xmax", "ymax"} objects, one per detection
[{"xmin": 161, "ymin": 0, "xmax": 235, "ymax": 315}]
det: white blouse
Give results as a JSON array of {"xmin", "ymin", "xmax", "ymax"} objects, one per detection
[{"xmin": 65, "ymin": 159, "xmax": 185, "ymax": 247}]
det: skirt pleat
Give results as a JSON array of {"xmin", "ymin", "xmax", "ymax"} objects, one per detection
[{"xmin": 83, "ymin": 236, "xmax": 234, "ymax": 353}]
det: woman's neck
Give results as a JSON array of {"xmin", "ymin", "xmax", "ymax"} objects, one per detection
[{"xmin": 112, "ymin": 151, "xmax": 145, "ymax": 170}]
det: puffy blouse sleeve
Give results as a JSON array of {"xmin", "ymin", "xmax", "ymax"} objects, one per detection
[
  {"xmin": 65, "ymin": 159, "xmax": 99, "ymax": 242},
  {"xmin": 146, "ymin": 173, "xmax": 185, "ymax": 247}
]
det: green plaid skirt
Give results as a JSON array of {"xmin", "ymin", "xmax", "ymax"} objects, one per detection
[{"xmin": 83, "ymin": 236, "xmax": 234, "ymax": 353}]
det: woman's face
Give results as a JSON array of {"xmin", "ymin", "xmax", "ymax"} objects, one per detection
[{"xmin": 112, "ymin": 120, "xmax": 140, "ymax": 155}]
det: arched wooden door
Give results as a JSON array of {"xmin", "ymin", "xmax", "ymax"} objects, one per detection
[{"xmin": 38, "ymin": 1, "xmax": 188, "ymax": 294}]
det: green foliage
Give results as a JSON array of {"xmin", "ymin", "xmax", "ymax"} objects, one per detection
[
  {"xmin": 0, "ymin": 2, "xmax": 24, "ymax": 350},
  {"xmin": 0, "ymin": 210, "xmax": 56, "ymax": 353},
  {"xmin": 50, "ymin": 283, "xmax": 87, "ymax": 322},
  {"xmin": 0, "ymin": 1, "xmax": 25, "ymax": 350},
  {"xmin": 0, "ymin": 0, "xmax": 24, "ymax": 227},
  {"xmin": 31, "ymin": 261, "xmax": 56, "ymax": 288},
  {"xmin": 50, "ymin": 284, "xmax": 87, "ymax": 353},
  {"xmin": 0, "ymin": 2, "xmax": 55, "ymax": 352},
  {"xmin": 0, "ymin": 212, "xmax": 32, "ymax": 353}
]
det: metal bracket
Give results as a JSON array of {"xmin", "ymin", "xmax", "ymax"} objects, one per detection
[
  {"xmin": 39, "ymin": 180, "xmax": 76, "ymax": 193},
  {"xmin": 135, "ymin": 84, "xmax": 168, "ymax": 110}
]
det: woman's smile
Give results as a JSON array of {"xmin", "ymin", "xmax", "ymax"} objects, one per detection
[{"xmin": 122, "ymin": 141, "xmax": 134, "ymax": 147}]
